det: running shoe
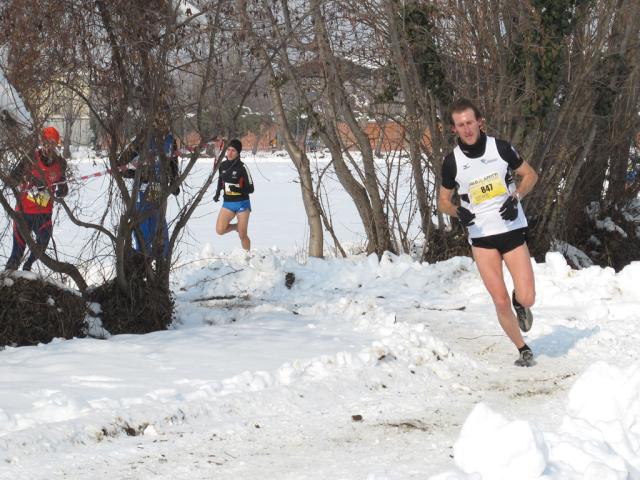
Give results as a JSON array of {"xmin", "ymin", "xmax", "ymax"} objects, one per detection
[
  {"xmin": 512, "ymin": 290, "xmax": 533, "ymax": 332},
  {"xmin": 514, "ymin": 348, "xmax": 534, "ymax": 367}
]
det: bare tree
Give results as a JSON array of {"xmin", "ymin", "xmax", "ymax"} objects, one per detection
[
  {"xmin": 4, "ymin": 0, "xmax": 637, "ymax": 283},
  {"xmin": 237, "ymin": 0, "xmax": 325, "ymax": 257},
  {"xmin": 398, "ymin": 0, "xmax": 640, "ymax": 264},
  {"xmin": 0, "ymin": 0, "xmax": 260, "ymax": 329}
]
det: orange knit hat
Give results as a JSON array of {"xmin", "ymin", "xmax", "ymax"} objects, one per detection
[{"xmin": 42, "ymin": 126, "xmax": 61, "ymax": 145}]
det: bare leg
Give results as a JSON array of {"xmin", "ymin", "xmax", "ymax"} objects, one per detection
[
  {"xmin": 503, "ymin": 243, "xmax": 535, "ymax": 308},
  {"xmin": 472, "ymin": 246, "xmax": 526, "ymax": 349},
  {"xmin": 216, "ymin": 208, "xmax": 237, "ymax": 235},
  {"xmin": 236, "ymin": 210, "xmax": 251, "ymax": 251}
]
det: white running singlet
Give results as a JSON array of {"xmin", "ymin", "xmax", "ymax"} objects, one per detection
[{"xmin": 453, "ymin": 136, "xmax": 527, "ymax": 238}]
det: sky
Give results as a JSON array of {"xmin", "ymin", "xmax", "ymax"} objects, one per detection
[{"xmin": 1, "ymin": 152, "xmax": 640, "ymax": 480}]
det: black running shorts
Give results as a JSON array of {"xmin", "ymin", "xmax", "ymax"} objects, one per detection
[{"xmin": 471, "ymin": 227, "xmax": 528, "ymax": 255}]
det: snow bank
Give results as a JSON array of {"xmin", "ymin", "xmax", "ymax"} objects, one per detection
[
  {"xmin": 3, "ymin": 248, "xmax": 640, "ymax": 478},
  {"xmin": 434, "ymin": 360, "xmax": 640, "ymax": 479},
  {"xmin": 557, "ymin": 361, "xmax": 640, "ymax": 476},
  {"xmin": 537, "ymin": 252, "xmax": 640, "ymax": 308},
  {"xmin": 453, "ymin": 403, "xmax": 547, "ymax": 479},
  {"xmin": 615, "ymin": 261, "xmax": 640, "ymax": 299},
  {"xmin": 551, "ymin": 241, "xmax": 594, "ymax": 268}
]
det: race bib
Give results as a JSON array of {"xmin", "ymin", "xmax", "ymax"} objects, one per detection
[
  {"xmin": 468, "ymin": 172, "xmax": 507, "ymax": 205},
  {"xmin": 225, "ymin": 182, "xmax": 241, "ymax": 195},
  {"xmin": 27, "ymin": 189, "xmax": 51, "ymax": 207}
]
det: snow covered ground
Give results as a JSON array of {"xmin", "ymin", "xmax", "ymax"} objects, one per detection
[{"xmin": 1, "ymin": 153, "xmax": 640, "ymax": 479}]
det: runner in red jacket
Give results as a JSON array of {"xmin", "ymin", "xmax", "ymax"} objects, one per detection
[{"xmin": 5, "ymin": 126, "xmax": 68, "ymax": 271}]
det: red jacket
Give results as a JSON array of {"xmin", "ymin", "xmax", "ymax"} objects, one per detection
[{"xmin": 17, "ymin": 150, "xmax": 67, "ymax": 214}]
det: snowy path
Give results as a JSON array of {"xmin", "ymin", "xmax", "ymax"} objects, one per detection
[{"xmin": 1, "ymin": 252, "xmax": 640, "ymax": 479}]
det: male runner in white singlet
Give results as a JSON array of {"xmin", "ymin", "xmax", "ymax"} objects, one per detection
[{"xmin": 438, "ymin": 98, "xmax": 539, "ymax": 367}]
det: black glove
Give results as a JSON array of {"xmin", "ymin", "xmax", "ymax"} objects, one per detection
[
  {"xmin": 457, "ymin": 206, "xmax": 476, "ymax": 227},
  {"xmin": 228, "ymin": 185, "xmax": 242, "ymax": 193},
  {"xmin": 55, "ymin": 183, "xmax": 69, "ymax": 198},
  {"xmin": 499, "ymin": 195, "xmax": 519, "ymax": 221},
  {"xmin": 213, "ymin": 193, "xmax": 220, "ymax": 202}
]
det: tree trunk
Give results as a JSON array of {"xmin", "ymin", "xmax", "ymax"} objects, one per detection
[
  {"xmin": 238, "ymin": 0, "xmax": 324, "ymax": 257},
  {"xmin": 311, "ymin": 0, "xmax": 394, "ymax": 255},
  {"xmin": 383, "ymin": 0, "xmax": 432, "ymax": 249}
]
